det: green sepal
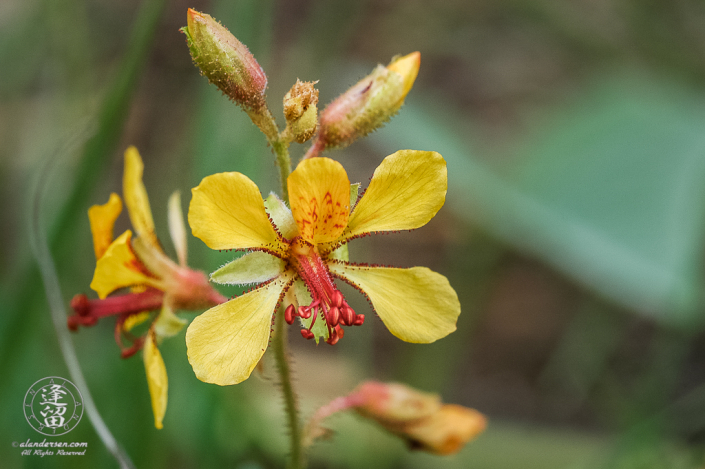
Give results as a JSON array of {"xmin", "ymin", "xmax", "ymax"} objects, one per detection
[
  {"xmin": 264, "ymin": 193, "xmax": 298, "ymax": 240},
  {"xmin": 211, "ymin": 251, "xmax": 285, "ymax": 285}
]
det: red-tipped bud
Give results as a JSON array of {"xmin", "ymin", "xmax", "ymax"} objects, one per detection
[
  {"xmin": 284, "ymin": 304, "xmax": 296, "ymax": 325},
  {"xmin": 327, "ymin": 306, "xmax": 341, "ymax": 327},
  {"xmin": 183, "ymin": 9, "xmax": 268, "ymax": 111}
]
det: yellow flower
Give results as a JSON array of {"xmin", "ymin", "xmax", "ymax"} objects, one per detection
[
  {"xmin": 68, "ymin": 146, "xmax": 225, "ymax": 429},
  {"xmin": 187, "ymin": 150, "xmax": 460, "ymax": 386}
]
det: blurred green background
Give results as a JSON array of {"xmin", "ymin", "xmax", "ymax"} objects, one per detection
[{"xmin": 4, "ymin": 0, "xmax": 705, "ymax": 467}]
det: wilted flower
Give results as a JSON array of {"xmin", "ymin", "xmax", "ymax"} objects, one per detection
[{"xmin": 306, "ymin": 381, "xmax": 486, "ymax": 455}]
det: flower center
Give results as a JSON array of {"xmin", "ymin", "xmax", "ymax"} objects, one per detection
[{"xmin": 286, "ymin": 237, "xmax": 364, "ymax": 344}]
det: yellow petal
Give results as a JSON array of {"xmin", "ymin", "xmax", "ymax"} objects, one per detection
[
  {"xmin": 288, "ymin": 157, "xmax": 350, "ymax": 245},
  {"xmin": 168, "ymin": 191, "xmax": 188, "ymax": 266},
  {"xmin": 123, "ymin": 311, "xmax": 151, "ymax": 332},
  {"xmin": 123, "ymin": 146, "xmax": 160, "ymax": 250},
  {"xmin": 386, "ymin": 52, "xmax": 420, "ymax": 105},
  {"xmin": 186, "ymin": 273, "xmax": 293, "ymax": 385},
  {"xmin": 189, "ymin": 172, "xmax": 286, "ymax": 255},
  {"xmin": 90, "ymin": 230, "xmax": 163, "ymax": 299},
  {"xmin": 88, "ymin": 193, "xmax": 123, "ymax": 259},
  {"xmin": 345, "ymin": 150, "xmax": 447, "ymax": 239},
  {"xmin": 143, "ymin": 329, "xmax": 168, "ymax": 430},
  {"xmin": 329, "ymin": 263, "xmax": 459, "ymax": 343}
]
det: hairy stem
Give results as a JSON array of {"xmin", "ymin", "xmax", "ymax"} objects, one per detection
[
  {"xmin": 250, "ymin": 89, "xmax": 300, "ymax": 468},
  {"xmin": 247, "ymin": 107, "xmax": 292, "ymax": 199},
  {"xmin": 272, "ymin": 305, "xmax": 304, "ymax": 469}
]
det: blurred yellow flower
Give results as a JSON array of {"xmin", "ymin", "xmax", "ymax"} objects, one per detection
[
  {"xmin": 187, "ymin": 150, "xmax": 460, "ymax": 386},
  {"xmin": 69, "ymin": 146, "xmax": 225, "ymax": 429}
]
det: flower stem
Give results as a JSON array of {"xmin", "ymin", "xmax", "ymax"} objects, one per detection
[
  {"xmin": 247, "ymin": 108, "xmax": 292, "ymax": 200},
  {"xmin": 272, "ymin": 305, "xmax": 304, "ymax": 469},
  {"xmin": 261, "ymin": 112, "xmax": 301, "ymax": 467}
]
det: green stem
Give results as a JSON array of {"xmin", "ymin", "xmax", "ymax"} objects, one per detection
[
  {"xmin": 252, "ymin": 105, "xmax": 300, "ymax": 467},
  {"xmin": 247, "ymin": 107, "xmax": 292, "ymax": 199},
  {"xmin": 272, "ymin": 305, "xmax": 304, "ymax": 469}
]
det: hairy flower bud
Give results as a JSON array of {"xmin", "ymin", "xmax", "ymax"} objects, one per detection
[
  {"xmin": 283, "ymin": 79, "xmax": 319, "ymax": 143},
  {"xmin": 305, "ymin": 381, "xmax": 485, "ymax": 455},
  {"xmin": 352, "ymin": 381, "xmax": 486, "ymax": 455},
  {"xmin": 315, "ymin": 52, "xmax": 420, "ymax": 150},
  {"xmin": 183, "ymin": 9, "xmax": 268, "ymax": 110}
]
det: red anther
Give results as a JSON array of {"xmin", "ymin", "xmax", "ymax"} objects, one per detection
[
  {"xmin": 327, "ymin": 306, "xmax": 340, "ymax": 327},
  {"xmin": 331, "ymin": 291, "xmax": 343, "ymax": 308},
  {"xmin": 284, "ymin": 304, "xmax": 296, "ymax": 325},
  {"xmin": 340, "ymin": 306, "xmax": 355, "ymax": 326},
  {"xmin": 353, "ymin": 314, "xmax": 365, "ymax": 326},
  {"xmin": 298, "ymin": 306, "xmax": 311, "ymax": 319},
  {"xmin": 83, "ymin": 316, "xmax": 98, "ymax": 327},
  {"xmin": 71, "ymin": 294, "xmax": 90, "ymax": 316},
  {"xmin": 336, "ymin": 326, "xmax": 345, "ymax": 340},
  {"xmin": 300, "ymin": 329, "xmax": 315, "ymax": 340},
  {"xmin": 326, "ymin": 328, "xmax": 340, "ymax": 345},
  {"xmin": 67, "ymin": 316, "xmax": 80, "ymax": 331}
]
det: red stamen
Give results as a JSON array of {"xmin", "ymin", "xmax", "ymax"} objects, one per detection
[
  {"xmin": 326, "ymin": 328, "xmax": 339, "ymax": 345},
  {"xmin": 69, "ymin": 290, "xmax": 164, "ymax": 324},
  {"xmin": 341, "ymin": 306, "xmax": 355, "ymax": 326},
  {"xmin": 289, "ymin": 237, "xmax": 363, "ymax": 344},
  {"xmin": 120, "ymin": 336, "xmax": 145, "ymax": 359},
  {"xmin": 327, "ymin": 306, "xmax": 340, "ymax": 327},
  {"xmin": 284, "ymin": 304, "xmax": 296, "ymax": 325},
  {"xmin": 354, "ymin": 314, "xmax": 365, "ymax": 326},
  {"xmin": 298, "ymin": 306, "xmax": 312, "ymax": 319}
]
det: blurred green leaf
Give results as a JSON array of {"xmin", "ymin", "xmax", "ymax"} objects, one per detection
[{"xmin": 370, "ymin": 73, "xmax": 705, "ymax": 325}]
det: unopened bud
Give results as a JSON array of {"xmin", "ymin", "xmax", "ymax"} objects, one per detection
[
  {"xmin": 183, "ymin": 9, "xmax": 268, "ymax": 110},
  {"xmin": 352, "ymin": 381, "xmax": 486, "ymax": 455},
  {"xmin": 315, "ymin": 52, "xmax": 420, "ymax": 150},
  {"xmin": 283, "ymin": 80, "xmax": 319, "ymax": 143}
]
